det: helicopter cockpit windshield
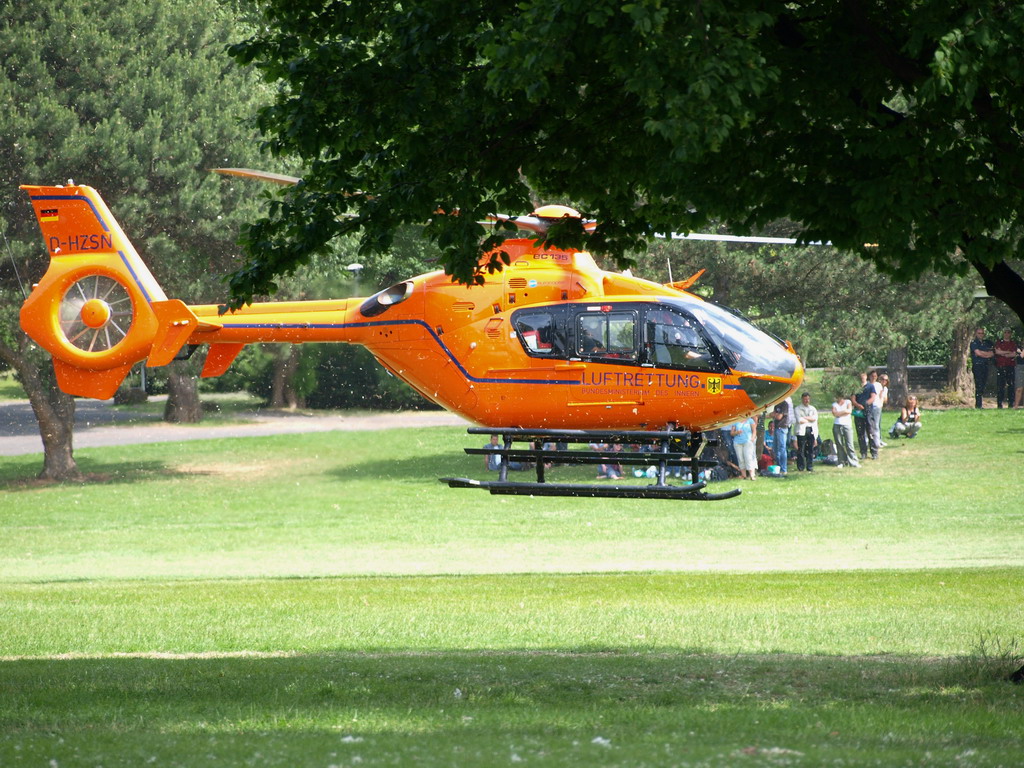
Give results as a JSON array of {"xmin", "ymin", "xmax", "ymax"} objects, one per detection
[{"xmin": 670, "ymin": 298, "xmax": 797, "ymax": 380}]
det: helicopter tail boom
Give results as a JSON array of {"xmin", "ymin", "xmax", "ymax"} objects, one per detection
[
  {"xmin": 19, "ymin": 184, "xmax": 372, "ymax": 399},
  {"xmin": 19, "ymin": 185, "xmax": 290, "ymax": 398}
]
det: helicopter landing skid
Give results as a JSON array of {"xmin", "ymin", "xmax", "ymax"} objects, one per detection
[
  {"xmin": 441, "ymin": 427, "xmax": 741, "ymax": 501},
  {"xmin": 443, "ymin": 477, "xmax": 740, "ymax": 501}
]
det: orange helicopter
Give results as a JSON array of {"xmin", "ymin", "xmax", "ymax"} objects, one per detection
[{"xmin": 18, "ymin": 178, "xmax": 803, "ymax": 500}]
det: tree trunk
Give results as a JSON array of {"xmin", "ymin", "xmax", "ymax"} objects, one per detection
[
  {"xmin": 885, "ymin": 347, "xmax": 909, "ymax": 409},
  {"xmin": 0, "ymin": 337, "xmax": 81, "ymax": 481},
  {"xmin": 33, "ymin": 392, "xmax": 79, "ymax": 480},
  {"xmin": 283, "ymin": 345, "xmax": 305, "ymax": 409},
  {"xmin": 269, "ymin": 346, "xmax": 288, "ymax": 408},
  {"xmin": 710, "ymin": 268, "xmax": 733, "ymax": 309},
  {"xmin": 798, "ymin": 344, "xmax": 812, "ymax": 371},
  {"xmin": 269, "ymin": 344, "xmax": 303, "ymax": 409},
  {"xmin": 27, "ymin": 367, "xmax": 79, "ymax": 480},
  {"xmin": 163, "ymin": 362, "xmax": 203, "ymax": 423},
  {"xmin": 947, "ymin": 322, "xmax": 974, "ymax": 398}
]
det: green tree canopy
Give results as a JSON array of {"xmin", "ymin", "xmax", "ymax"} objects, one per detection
[
  {"xmin": 0, "ymin": 0, "xmax": 275, "ymax": 475},
  {"xmin": 228, "ymin": 0, "xmax": 1024, "ymax": 323},
  {"xmin": 0, "ymin": 0, "xmax": 273, "ymax": 297}
]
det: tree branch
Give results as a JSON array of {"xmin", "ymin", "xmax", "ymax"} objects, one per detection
[{"xmin": 970, "ymin": 258, "xmax": 1024, "ymax": 326}]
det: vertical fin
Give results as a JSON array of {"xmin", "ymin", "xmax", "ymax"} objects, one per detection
[
  {"xmin": 21, "ymin": 184, "xmax": 167, "ymax": 304},
  {"xmin": 52, "ymin": 359, "xmax": 134, "ymax": 400}
]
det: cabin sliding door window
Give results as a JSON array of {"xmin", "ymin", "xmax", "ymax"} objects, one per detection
[{"xmin": 577, "ymin": 312, "xmax": 637, "ymax": 362}]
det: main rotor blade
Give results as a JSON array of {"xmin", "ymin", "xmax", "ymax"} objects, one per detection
[
  {"xmin": 483, "ymin": 214, "xmax": 599, "ymax": 235},
  {"xmin": 212, "ymin": 168, "xmax": 302, "ymax": 186},
  {"xmin": 484, "ymin": 214, "xmax": 548, "ymax": 234},
  {"xmin": 661, "ymin": 232, "xmax": 829, "ymax": 245},
  {"xmin": 208, "ymin": 174, "xmax": 824, "ymax": 245}
]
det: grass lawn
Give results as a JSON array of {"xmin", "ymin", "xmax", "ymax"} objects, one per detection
[
  {"xmin": 0, "ymin": 371, "xmax": 23, "ymax": 401},
  {"xmin": 1, "ymin": 406, "xmax": 1022, "ymax": 766}
]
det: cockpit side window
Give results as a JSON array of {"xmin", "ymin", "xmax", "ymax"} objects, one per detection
[
  {"xmin": 513, "ymin": 310, "xmax": 565, "ymax": 357},
  {"xmin": 577, "ymin": 311, "xmax": 637, "ymax": 362},
  {"xmin": 643, "ymin": 308, "xmax": 720, "ymax": 372}
]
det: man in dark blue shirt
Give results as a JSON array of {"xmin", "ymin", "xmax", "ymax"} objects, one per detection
[
  {"xmin": 969, "ymin": 327, "xmax": 995, "ymax": 409},
  {"xmin": 856, "ymin": 372, "xmax": 881, "ymax": 460}
]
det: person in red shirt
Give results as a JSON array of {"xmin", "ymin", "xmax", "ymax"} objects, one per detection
[{"xmin": 994, "ymin": 329, "xmax": 1018, "ymax": 409}]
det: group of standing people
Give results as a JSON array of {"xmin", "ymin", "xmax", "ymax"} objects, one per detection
[
  {"xmin": 853, "ymin": 369, "xmax": 887, "ymax": 462},
  {"xmin": 970, "ymin": 327, "xmax": 1024, "ymax": 409},
  {"xmin": 780, "ymin": 370, "xmax": 886, "ymax": 473},
  {"xmin": 727, "ymin": 367, "xmax": 923, "ymax": 479},
  {"xmin": 726, "ymin": 326, "xmax": 1021, "ymax": 483},
  {"xmin": 730, "ymin": 392, "xmax": 820, "ymax": 479},
  {"xmin": 838, "ymin": 369, "xmax": 921, "ymax": 466},
  {"xmin": 486, "ymin": 338, "xmax": 1024, "ymax": 482}
]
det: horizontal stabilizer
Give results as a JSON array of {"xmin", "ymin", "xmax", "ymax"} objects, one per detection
[
  {"xmin": 666, "ymin": 269, "xmax": 705, "ymax": 292},
  {"xmin": 148, "ymin": 300, "xmax": 201, "ymax": 367}
]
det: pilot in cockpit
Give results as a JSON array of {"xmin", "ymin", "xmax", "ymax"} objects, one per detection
[{"xmin": 647, "ymin": 309, "xmax": 707, "ymax": 367}]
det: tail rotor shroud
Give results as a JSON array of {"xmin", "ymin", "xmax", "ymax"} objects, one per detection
[{"xmin": 58, "ymin": 274, "xmax": 134, "ymax": 353}]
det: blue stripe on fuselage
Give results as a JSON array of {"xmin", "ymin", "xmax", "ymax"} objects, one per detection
[{"xmin": 219, "ymin": 318, "xmax": 582, "ymax": 385}]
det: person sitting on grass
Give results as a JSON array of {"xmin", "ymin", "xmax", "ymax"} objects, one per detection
[
  {"xmin": 484, "ymin": 434, "xmax": 529, "ymax": 472},
  {"xmin": 590, "ymin": 442, "xmax": 623, "ymax": 480},
  {"xmin": 890, "ymin": 395, "xmax": 922, "ymax": 439},
  {"xmin": 598, "ymin": 443, "xmax": 624, "ymax": 480}
]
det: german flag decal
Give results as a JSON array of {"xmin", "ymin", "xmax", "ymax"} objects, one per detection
[{"xmin": 40, "ymin": 209, "xmax": 59, "ymax": 223}]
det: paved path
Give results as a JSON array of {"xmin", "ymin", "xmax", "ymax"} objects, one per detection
[{"xmin": 0, "ymin": 399, "xmax": 468, "ymax": 457}]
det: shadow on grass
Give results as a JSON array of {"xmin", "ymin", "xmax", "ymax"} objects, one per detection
[
  {"xmin": 0, "ymin": 459, "xmax": 191, "ymax": 492},
  {"xmin": 334, "ymin": 456, "xmax": 639, "ymax": 486},
  {"xmin": 994, "ymin": 425, "xmax": 1024, "ymax": 435},
  {"xmin": 1, "ymin": 651, "xmax": 1020, "ymax": 765},
  {"xmin": 330, "ymin": 454, "xmax": 478, "ymax": 483}
]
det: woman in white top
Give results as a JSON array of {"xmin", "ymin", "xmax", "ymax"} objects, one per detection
[{"xmin": 831, "ymin": 395, "xmax": 860, "ymax": 467}]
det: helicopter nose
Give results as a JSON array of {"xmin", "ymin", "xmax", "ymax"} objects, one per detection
[{"xmin": 737, "ymin": 377, "xmax": 796, "ymax": 410}]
